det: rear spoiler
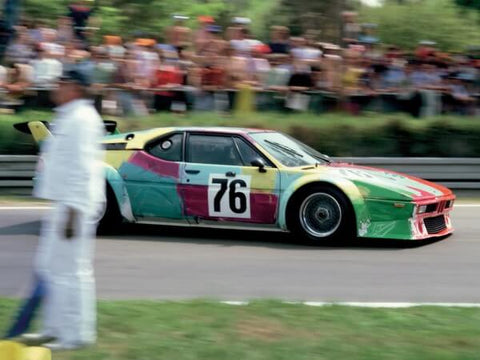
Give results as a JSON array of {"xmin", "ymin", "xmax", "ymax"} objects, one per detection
[{"xmin": 14, "ymin": 120, "xmax": 119, "ymax": 140}]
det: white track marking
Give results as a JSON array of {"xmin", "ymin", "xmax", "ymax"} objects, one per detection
[
  {"xmin": 454, "ymin": 204, "xmax": 480, "ymax": 207},
  {"xmin": 221, "ymin": 301, "xmax": 480, "ymax": 308},
  {"xmin": 222, "ymin": 301, "xmax": 249, "ymax": 306}
]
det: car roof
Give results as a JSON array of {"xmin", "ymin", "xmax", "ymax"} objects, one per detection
[
  {"xmin": 173, "ymin": 126, "xmax": 275, "ymax": 134},
  {"xmin": 102, "ymin": 126, "xmax": 276, "ymax": 149}
]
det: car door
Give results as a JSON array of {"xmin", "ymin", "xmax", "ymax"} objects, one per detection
[
  {"xmin": 118, "ymin": 132, "xmax": 187, "ymax": 222},
  {"xmin": 179, "ymin": 132, "xmax": 280, "ymax": 225}
]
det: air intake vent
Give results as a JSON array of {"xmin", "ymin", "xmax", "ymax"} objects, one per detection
[{"xmin": 424, "ymin": 215, "xmax": 447, "ymax": 234}]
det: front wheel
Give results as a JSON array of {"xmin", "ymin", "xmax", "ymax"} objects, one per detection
[{"xmin": 287, "ymin": 185, "xmax": 356, "ymax": 245}]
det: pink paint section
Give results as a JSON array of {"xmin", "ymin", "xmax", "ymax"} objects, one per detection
[
  {"xmin": 178, "ymin": 184, "xmax": 209, "ymax": 217},
  {"xmin": 407, "ymin": 186, "xmax": 437, "ymax": 201},
  {"xmin": 179, "ymin": 184, "xmax": 278, "ymax": 224},
  {"xmin": 250, "ymin": 193, "xmax": 278, "ymax": 223},
  {"xmin": 129, "ymin": 151, "xmax": 180, "ymax": 179}
]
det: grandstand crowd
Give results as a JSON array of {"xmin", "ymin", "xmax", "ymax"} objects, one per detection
[{"xmin": 1, "ymin": 7, "xmax": 480, "ymax": 117}]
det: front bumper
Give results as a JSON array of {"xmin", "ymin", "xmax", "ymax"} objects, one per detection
[
  {"xmin": 410, "ymin": 197, "xmax": 455, "ymax": 240},
  {"xmin": 358, "ymin": 195, "xmax": 455, "ymax": 240}
]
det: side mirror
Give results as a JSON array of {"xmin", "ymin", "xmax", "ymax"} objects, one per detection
[{"xmin": 251, "ymin": 158, "xmax": 267, "ymax": 173}]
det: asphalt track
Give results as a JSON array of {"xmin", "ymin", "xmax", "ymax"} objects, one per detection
[{"xmin": 0, "ymin": 205, "xmax": 479, "ymax": 303}]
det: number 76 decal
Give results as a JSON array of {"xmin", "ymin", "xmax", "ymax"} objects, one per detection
[{"xmin": 208, "ymin": 174, "xmax": 251, "ymax": 218}]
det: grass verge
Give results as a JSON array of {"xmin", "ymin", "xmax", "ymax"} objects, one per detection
[{"xmin": 1, "ymin": 298, "xmax": 480, "ymax": 359}]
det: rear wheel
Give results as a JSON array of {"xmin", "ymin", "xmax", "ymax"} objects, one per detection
[
  {"xmin": 97, "ymin": 185, "xmax": 123, "ymax": 234},
  {"xmin": 287, "ymin": 185, "xmax": 356, "ymax": 245}
]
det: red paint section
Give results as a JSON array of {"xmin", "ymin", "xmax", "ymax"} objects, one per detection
[
  {"xmin": 129, "ymin": 151, "xmax": 180, "ymax": 179},
  {"xmin": 179, "ymin": 184, "xmax": 278, "ymax": 224}
]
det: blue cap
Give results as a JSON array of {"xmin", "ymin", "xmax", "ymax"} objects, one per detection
[
  {"xmin": 60, "ymin": 69, "xmax": 91, "ymax": 87},
  {"xmin": 207, "ymin": 25, "xmax": 222, "ymax": 33}
]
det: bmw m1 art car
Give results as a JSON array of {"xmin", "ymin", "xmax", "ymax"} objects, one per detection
[{"xmin": 18, "ymin": 121, "xmax": 455, "ymax": 243}]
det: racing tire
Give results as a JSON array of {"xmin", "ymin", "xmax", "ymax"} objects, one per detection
[
  {"xmin": 287, "ymin": 185, "xmax": 356, "ymax": 245},
  {"xmin": 97, "ymin": 185, "xmax": 123, "ymax": 235}
]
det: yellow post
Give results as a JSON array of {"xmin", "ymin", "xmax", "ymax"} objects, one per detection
[
  {"xmin": 0, "ymin": 341, "xmax": 51, "ymax": 360},
  {"xmin": 23, "ymin": 347, "xmax": 51, "ymax": 360},
  {"xmin": 0, "ymin": 341, "xmax": 24, "ymax": 360},
  {"xmin": 234, "ymin": 83, "xmax": 256, "ymax": 115}
]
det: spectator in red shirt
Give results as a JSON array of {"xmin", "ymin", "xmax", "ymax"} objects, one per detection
[{"xmin": 152, "ymin": 57, "xmax": 184, "ymax": 112}]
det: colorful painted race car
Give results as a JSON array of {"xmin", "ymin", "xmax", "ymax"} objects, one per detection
[{"xmin": 17, "ymin": 121, "xmax": 455, "ymax": 243}]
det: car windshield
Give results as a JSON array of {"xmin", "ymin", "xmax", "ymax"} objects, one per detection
[{"xmin": 250, "ymin": 132, "xmax": 331, "ymax": 167}]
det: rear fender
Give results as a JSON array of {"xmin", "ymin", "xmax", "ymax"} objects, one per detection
[{"xmin": 104, "ymin": 164, "xmax": 135, "ymax": 222}]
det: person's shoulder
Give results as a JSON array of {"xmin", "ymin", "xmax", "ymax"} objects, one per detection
[{"xmin": 73, "ymin": 101, "xmax": 102, "ymax": 120}]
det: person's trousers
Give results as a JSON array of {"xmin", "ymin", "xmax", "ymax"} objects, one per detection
[{"xmin": 35, "ymin": 203, "xmax": 97, "ymax": 347}]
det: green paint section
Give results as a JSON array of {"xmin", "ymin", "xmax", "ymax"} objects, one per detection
[
  {"xmin": 337, "ymin": 167, "xmax": 447, "ymax": 200},
  {"xmin": 359, "ymin": 199, "xmax": 415, "ymax": 239},
  {"xmin": 119, "ymin": 163, "xmax": 183, "ymax": 219}
]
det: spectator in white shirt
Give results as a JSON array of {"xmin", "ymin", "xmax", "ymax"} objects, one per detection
[
  {"xmin": 31, "ymin": 49, "xmax": 63, "ymax": 87},
  {"xmin": 230, "ymin": 28, "xmax": 262, "ymax": 56},
  {"xmin": 40, "ymin": 29, "xmax": 65, "ymax": 58}
]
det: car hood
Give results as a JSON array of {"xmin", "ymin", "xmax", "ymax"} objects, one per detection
[{"xmin": 323, "ymin": 162, "xmax": 453, "ymax": 201}]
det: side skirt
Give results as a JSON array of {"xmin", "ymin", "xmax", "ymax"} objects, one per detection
[{"xmin": 136, "ymin": 217, "xmax": 286, "ymax": 233}]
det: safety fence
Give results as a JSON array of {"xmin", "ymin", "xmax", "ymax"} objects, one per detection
[
  {"xmin": 1, "ymin": 155, "xmax": 479, "ymax": 190},
  {"xmin": 2, "ymin": 86, "xmax": 479, "ymax": 116}
]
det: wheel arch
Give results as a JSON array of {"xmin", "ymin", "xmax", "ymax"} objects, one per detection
[
  {"xmin": 104, "ymin": 164, "xmax": 135, "ymax": 222},
  {"xmin": 278, "ymin": 175, "xmax": 369, "ymax": 235}
]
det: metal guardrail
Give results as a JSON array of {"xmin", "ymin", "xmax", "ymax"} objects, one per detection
[
  {"xmin": 0, "ymin": 155, "xmax": 479, "ymax": 190},
  {"xmin": 0, "ymin": 155, "xmax": 38, "ymax": 188}
]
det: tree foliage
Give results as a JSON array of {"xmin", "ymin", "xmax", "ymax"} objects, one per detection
[
  {"xmin": 21, "ymin": 0, "xmax": 229, "ymax": 41},
  {"xmin": 455, "ymin": 0, "xmax": 480, "ymax": 11},
  {"xmin": 260, "ymin": 0, "xmax": 344, "ymax": 42},
  {"xmin": 19, "ymin": 0, "xmax": 344, "ymax": 43},
  {"xmin": 360, "ymin": 0, "xmax": 480, "ymax": 51}
]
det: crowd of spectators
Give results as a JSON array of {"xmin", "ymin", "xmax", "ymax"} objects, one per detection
[{"xmin": 1, "ymin": 8, "xmax": 480, "ymax": 117}]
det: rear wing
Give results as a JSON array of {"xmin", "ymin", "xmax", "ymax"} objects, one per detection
[
  {"xmin": 14, "ymin": 120, "xmax": 120, "ymax": 143},
  {"xmin": 13, "ymin": 121, "xmax": 51, "ymax": 143}
]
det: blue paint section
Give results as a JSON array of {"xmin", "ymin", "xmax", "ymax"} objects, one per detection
[{"xmin": 277, "ymin": 171, "xmax": 306, "ymax": 229}]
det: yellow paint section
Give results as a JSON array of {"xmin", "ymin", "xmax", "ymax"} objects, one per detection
[
  {"xmin": 241, "ymin": 167, "xmax": 277, "ymax": 190},
  {"xmin": 28, "ymin": 121, "xmax": 51, "ymax": 143},
  {"xmin": 102, "ymin": 128, "xmax": 174, "ymax": 148},
  {"xmin": 125, "ymin": 128, "xmax": 174, "ymax": 149},
  {"xmin": 105, "ymin": 150, "xmax": 135, "ymax": 169}
]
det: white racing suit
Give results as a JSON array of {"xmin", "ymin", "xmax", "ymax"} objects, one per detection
[{"xmin": 33, "ymin": 98, "xmax": 105, "ymax": 347}]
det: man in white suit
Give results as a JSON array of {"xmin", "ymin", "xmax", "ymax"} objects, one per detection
[{"xmin": 32, "ymin": 68, "xmax": 105, "ymax": 350}]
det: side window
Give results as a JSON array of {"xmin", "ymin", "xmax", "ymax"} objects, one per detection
[
  {"xmin": 147, "ymin": 133, "xmax": 183, "ymax": 162},
  {"xmin": 234, "ymin": 137, "xmax": 270, "ymax": 166},
  {"xmin": 187, "ymin": 135, "xmax": 243, "ymax": 166}
]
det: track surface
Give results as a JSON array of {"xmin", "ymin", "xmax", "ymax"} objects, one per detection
[{"xmin": 0, "ymin": 206, "xmax": 478, "ymax": 302}]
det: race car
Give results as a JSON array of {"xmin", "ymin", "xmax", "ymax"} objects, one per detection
[{"xmin": 17, "ymin": 121, "xmax": 455, "ymax": 243}]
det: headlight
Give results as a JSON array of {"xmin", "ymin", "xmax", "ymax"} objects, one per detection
[{"xmin": 417, "ymin": 205, "xmax": 427, "ymax": 214}]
